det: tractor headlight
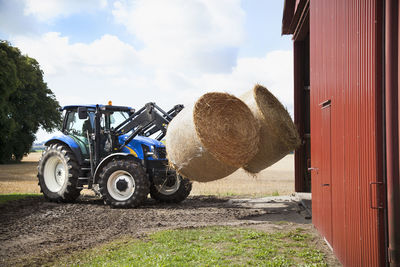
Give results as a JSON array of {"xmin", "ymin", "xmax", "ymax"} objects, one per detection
[
  {"xmin": 145, "ymin": 146, "xmax": 157, "ymax": 159},
  {"xmin": 151, "ymin": 146, "xmax": 158, "ymax": 159}
]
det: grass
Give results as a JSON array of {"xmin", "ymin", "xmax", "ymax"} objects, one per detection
[
  {"xmin": 272, "ymin": 190, "xmax": 280, "ymax": 196},
  {"xmin": 56, "ymin": 226, "xmax": 327, "ymax": 267},
  {"xmin": 0, "ymin": 193, "xmax": 41, "ymax": 204},
  {"xmin": 194, "ymin": 191, "xmax": 282, "ymax": 198}
]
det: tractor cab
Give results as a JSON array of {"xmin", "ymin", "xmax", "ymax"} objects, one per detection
[{"xmin": 61, "ymin": 105, "xmax": 134, "ymax": 160}]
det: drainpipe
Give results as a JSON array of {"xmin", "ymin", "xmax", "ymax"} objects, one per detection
[{"xmin": 385, "ymin": 0, "xmax": 400, "ymax": 266}]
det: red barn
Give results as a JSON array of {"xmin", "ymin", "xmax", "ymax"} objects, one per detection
[{"xmin": 282, "ymin": 0, "xmax": 400, "ymax": 266}]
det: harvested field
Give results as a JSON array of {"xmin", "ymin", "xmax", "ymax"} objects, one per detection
[
  {"xmin": 0, "ymin": 154, "xmax": 40, "ymax": 194},
  {"xmin": 0, "ymin": 152, "xmax": 294, "ymax": 196},
  {"xmin": 191, "ymin": 154, "xmax": 294, "ymax": 196}
]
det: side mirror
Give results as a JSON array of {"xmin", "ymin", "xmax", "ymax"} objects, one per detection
[{"xmin": 78, "ymin": 107, "xmax": 88, "ymax": 120}]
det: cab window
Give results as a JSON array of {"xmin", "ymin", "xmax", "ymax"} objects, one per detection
[
  {"xmin": 65, "ymin": 110, "xmax": 94, "ymax": 136},
  {"xmin": 108, "ymin": 111, "xmax": 129, "ymax": 130}
]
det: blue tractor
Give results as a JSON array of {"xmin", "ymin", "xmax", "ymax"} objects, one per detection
[{"xmin": 37, "ymin": 102, "xmax": 192, "ymax": 208}]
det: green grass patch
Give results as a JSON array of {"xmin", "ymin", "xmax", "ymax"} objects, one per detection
[
  {"xmin": 272, "ymin": 191, "xmax": 280, "ymax": 196},
  {"xmin": 218, "ymin": 192, "xmax": 239, "ymax": 197},
  {"xmin": 198, "ymin": 192, "xmax": 286, "ymax": 198},
  {"xmin": 272, "ymin": 221, "xmax": 290, "ymax": 225},
  {"xmin": 56, "ymin": 226, "xmax": 327, "ymax": 267},
  {"xmin": 0, "ymin": 193, "xmax": 40, "ymax": 204}
]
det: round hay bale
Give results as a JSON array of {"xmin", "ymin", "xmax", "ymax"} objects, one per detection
[
  {"xmin": 193, "ymin": 92, "xmax": 260, "ymax": 167},
  {"xmin": 239, "ymin": 84, "xmax": 301, "ymax": 173},
  {"xmin": 166, "ymin": 92, "xmax": 260, "ymax": 182}
]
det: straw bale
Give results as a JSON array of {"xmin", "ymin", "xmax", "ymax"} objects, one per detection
[
  {"xmin": 166, "ymin": 92, "xmax": 259, "ymax": 182},
  {"xmin": 240, "ymin": 84, "xmax": 300, "ymax": 173},
  {"xmin": 193, "ymin": 92, "xmax": 259, "ymax": 167}
]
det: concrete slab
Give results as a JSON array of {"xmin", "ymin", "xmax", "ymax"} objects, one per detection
[{"xmin": 227, "ymin": 194, "xmax": 312, "ymax": 224}]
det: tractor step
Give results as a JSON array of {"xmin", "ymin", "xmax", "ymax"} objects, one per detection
[{"xmin": 77, "ymin": 177, "xmax": 89, "ymax": 189}]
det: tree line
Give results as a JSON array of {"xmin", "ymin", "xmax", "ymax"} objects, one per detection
[{"xmin": 0, "ymin": 41, "xmax": 61, "ymax": 163}]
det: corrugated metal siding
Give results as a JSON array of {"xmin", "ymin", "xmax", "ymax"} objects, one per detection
[{"xmin": 309, "ymin": 0, "xmax": 385, "ymax": 266}]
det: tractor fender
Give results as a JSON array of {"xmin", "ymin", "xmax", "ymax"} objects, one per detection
[
  {"xmin": 93, "ymin": 153, "xmax": 142, "ymax": 184},
  {"xmin": 45, "ymin": 135, "xmax": 84, "ymax": 165}
]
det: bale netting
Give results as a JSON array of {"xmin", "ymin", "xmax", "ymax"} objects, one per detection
[
  {"xmin": 239, "ymin": 84, "xmax": 301, "ymax": 174},
  {"xmin": 166, "ymin": 92, "xmax": 260, "ymax": 182}
]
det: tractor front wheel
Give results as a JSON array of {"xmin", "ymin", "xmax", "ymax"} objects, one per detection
[
  {"xmin": 150, "ymin": 174, "xmax": 192, "ymax": 203},
  {"xmin": 99, "ymin": 159, "xmax": 149, "ymax": 208},
  {"xmin": 37, "ymin": 143, "xmax": 81, "ymax": 202}
]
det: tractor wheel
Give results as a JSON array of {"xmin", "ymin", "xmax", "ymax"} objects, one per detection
[
  {"xmin": 150, "ymin": 174, "xmax": 192, "ymax": 203},
  {"xmin": 99, "ymin": 159, "xmax": 149, "ymax": 208},
  {"xmin": 37, "ymin": 143, "xmax": 81, "ymax": 202}
]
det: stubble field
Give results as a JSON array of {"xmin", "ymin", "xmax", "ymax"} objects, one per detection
[{"xmin": 0, "ymin": 152, "xmax": 294, "ymax": 196}]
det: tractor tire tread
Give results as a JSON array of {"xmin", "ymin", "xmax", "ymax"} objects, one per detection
[
  {"xmin": 150, "ymin": 177, "xmax": 192, "ymax": 203},
  {"xmin": 99, "ymin": 159, "xmax": 149, "ymax": 208},
  {"xmin": 37, "ymin": 143, "xmax": 81, "ymax": 203}
]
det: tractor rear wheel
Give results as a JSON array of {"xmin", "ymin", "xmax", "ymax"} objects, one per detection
[
  {"xmin": 37, "ymin": 143, "xmax": 81, "ymax": 202},
  {"xmin": 99, "ymin": 159, "xmax": 149, "ymax": 208},
  {"xmin": 150, "ymin": 174, "xmax": 192, "ymax": 203}
]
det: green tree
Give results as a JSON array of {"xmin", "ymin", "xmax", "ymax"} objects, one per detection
[{"xmin": 0, "ymin": 40, "xmax": 61, "ymax": 163}]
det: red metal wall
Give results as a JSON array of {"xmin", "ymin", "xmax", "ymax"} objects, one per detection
[{"xmin": 309, "ymin": 0, "xmax": 385, "ymax": 266}]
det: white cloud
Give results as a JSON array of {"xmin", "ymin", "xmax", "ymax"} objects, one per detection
[
  {"xmin": 199, "ymin": 50, "xmax": 294, "ymax": 108},
  {"xmin": 23, "ymin": 0, "xmax": 107, "ymax": 21},
  {"xmin": 13, "ymin": 32, "xmax": 140, "ymax": 75},
  {"xmin": 112, "ymin": 0, "xmax": 244, "ymax": 73},
  {"xmin": 152, "ymin": 50, "xmax": 294, "ymax": 111},
  {"xmin": 7, "ymin": 1, "xmax": 294, "ymax": 141},
  {"xmin": 11, "ymin": 31, "xmax": 292, "ymax": 110},
  {"xmin": 12, "ymin": 32, "xmax": 150, "ymax": 107}
]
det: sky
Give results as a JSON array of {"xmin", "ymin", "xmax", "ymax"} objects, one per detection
[{"xmin": 0, "ymin": 0, "xmax": 293, "ymax": 142}]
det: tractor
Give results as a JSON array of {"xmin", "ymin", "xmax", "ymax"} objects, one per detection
[{"xmin": 37, "ymin": 102, "xmax": 192, "ymax": 208}]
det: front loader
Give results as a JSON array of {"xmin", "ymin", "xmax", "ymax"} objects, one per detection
[{"xmin": 37, "ymin": 102, "xmax": 191, "ymax": 208}]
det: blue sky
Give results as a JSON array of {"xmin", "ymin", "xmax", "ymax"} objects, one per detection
[{"xmin": 0, "ymin": 0, "xmax": 293, "ymax": 141}]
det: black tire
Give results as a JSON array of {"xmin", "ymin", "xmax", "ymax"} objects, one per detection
[
  {"xmin": 150, "ymin": 174, "xmax": 192, "ymax": 203},
  {"xmin": 37, "ymin": 143, "xmax": 81, "ymax": 202},
  {"xmin": 99, "ymin": 159, "xmax": 149, "ymax": 208}
]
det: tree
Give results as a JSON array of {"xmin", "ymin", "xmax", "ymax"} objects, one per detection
[{"xmin": 0, "ymin": 41, "xmax": 61, "ymax": 163}]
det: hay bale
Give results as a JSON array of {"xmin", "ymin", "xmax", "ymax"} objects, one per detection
[
  {"xmin": 239, "ymin": 84, "xmax": 300, "ymax": 173},
  {"xmin": 166, "ymin": 92, "xmax": 259, "ymax": 182}
]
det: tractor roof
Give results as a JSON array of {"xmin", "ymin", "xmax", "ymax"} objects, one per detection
[{"xmin": 61, "ymin": 105, "xmax": 134, "ymax": 112}]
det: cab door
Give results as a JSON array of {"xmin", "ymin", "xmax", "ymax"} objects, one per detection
[{"xmin": 64, "ymin": 110, "xmax": 95, "ymax": 159}]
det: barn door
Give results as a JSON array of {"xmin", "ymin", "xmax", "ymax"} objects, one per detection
[{"xmin": 321, "ymin": 100, "xmax": 333, "ymax": 244}]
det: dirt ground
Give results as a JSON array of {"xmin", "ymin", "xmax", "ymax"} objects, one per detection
[
  {"xmin": 0, "ymin": 153, "xmax": 340, "ymax": 266},
  {"xmin": 0, "ymin": 153, "xmax": 295, "ymax": 196},
  {"xmin": 0, "ymin": 195, "xmax": 340, "ymax": 267}
]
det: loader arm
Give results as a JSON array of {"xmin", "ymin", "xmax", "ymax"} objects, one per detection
[{"xmin": 112, "ymin": 103, "xmax": 183, "ymax": 150}]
